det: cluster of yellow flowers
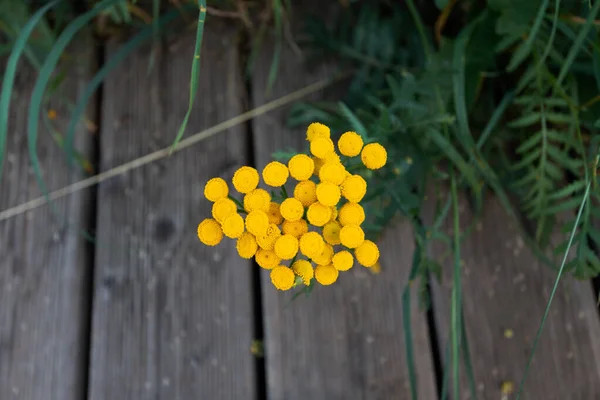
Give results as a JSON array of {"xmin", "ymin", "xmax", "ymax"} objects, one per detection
[{"xmin": 197, "ymin": 122, "xmax": 387, "ymax": 291}]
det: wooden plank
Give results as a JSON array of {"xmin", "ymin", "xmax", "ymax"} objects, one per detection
[
  {"xmin": 251, "ymin": 26, "xmax": 437, "ymax": 400},
  {"xmin": 429, "ymin": 193, "xmax": 600, "ymax": 399},
  {"xmin": 88, "ymin": 22, "xmax": 257, "ymax": 399},
  {"xmin": 0, "ymin": 43, "xmax": 96, "ymax": 399}
]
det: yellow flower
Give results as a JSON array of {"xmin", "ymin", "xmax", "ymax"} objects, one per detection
[
  {"xmin": 292, "ymin": 260, "xmax": 314, "ymax": 285},
  {"xmin": 322, "ymin": 221, "xmax": 342, "ymax": 245},
  {"xmin": 329, "ymin": 206, "xmax": 338, "ymax": 222},
  {"xmin": 315, "ymin": 264, "xmax": 339, "ymax": 285},
  {"xmin": 307, "ymin": 202, "xmax": 332, "ymax": 227},
  {"xmin": 293, "ymin": 180, "xmax": 318, "ymax": 207},
  {"xmin": 338, "ymin": 202, "xmax": 365, "ymax": 226},
  {"xmin": 299, "ymin": 231, "xmax": 325, "ymax": 259},
  {"xmin": 221, "ymin": 213, "xmax": 245, "ymax": 238},
  {"xmin": 274, "ymin": 234, "xmax": 299, "ymax": 260},
  {"xmin": 310, "ymin": 137, "xmax": 335, "ymax": 159},
  {"xmin": 361, "ymin": 143, "xmax": 387, "ymax": 170},
  {"xmin": 243, "ymin": 188, "xmax": 271, "ymax": 213},
  {"xmin": 204, "ymin": 177, "xmax": 229, "ymax": 202},
  {"xmin": 313, "ymin": 243, "xmax": 333, "ymax": 265},
  {"xmin": 332, "ymin": 250, "xmax": 354, "ymax": 271},
  {"xmin": 262, "ymin": 161, "xmax": 289, "ymax": 187},
  {"xmin": 318, "ymin": 162, "xmax": 346, "ymax": 185},
  {"xmin": 322, "ymin": 151, "xmax": 342, "ymax": 165},
  {"xmin": 197, "ymin": 218, "xmax": 223, "ymax": 246},
  {"xmin": 256, "ymin": 223, "xmax": 281, "ymax": 250},
  {"xmin": 316, "ymin": 182, "xmax": 341, "ymax": 207},
  {"xmin": 236, "ymin": 232, "xmax": 258, "ymax": 259},
  {"xmin": 267, "ymin": 201, "xmax": 283, "ymax": 225},
  {"xmin": 339, "ymin": 224, "xmax": 365, "ymax": 249},
  {"xmin": 280, "ymin": 198, "xmax": 304, "ymax": 222},
  {"xmin": 255, "ymin": 249, "xmax": 281, "ymax": 270},
  {"xmin": 288, "ymin": 154, "xmax": 315, "ymax": 181},
  {"xmin": 232, "ymin": 166, "xmax": 259, "ymax": 194},
  {"xmin": 306, "ymin": 122, "xmax": 331, "ymax": 141},
  {"xmin": 337, "ymin": 131, "xmax": 364, "ymax": 157},
  {"xmin": 211, "ymin": 198, "xmax": 237, "ymax": 224},
  {"xmin": 341, "ymin": 174, "xmax": 367, "ymax": 203},
  {"xmin": 245, "ymin": 210, "xmax": 269, "ymax": 236},
  {"xmin": 312, "ymin": 156, "xmax": 325, "ymax": 176},
  {"xmin": 270, "ymin": 266, "xmax": 296, "ymax": 290},
  {"xmin": 282, "ymin": 219, "xmax": 308, "ymax": 238},
  {"xmin": 355, "ymin": 240, "xmax": 380, "ymax": 267}
]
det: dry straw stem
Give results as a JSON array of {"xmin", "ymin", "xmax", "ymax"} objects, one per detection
[{"xmin": 0, "ymin": 72, "xmax": 349, "ymax": 222}]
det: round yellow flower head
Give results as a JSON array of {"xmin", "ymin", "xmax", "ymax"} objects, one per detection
[
  {"xmin": 262, "ymin": 161, "xmax": 289, "ymax": 187},
  {"xmin": 307, "ymin": 202, "xmax": 332, "ymax": 227},
  {"xmin": 322, "ymin": 221, "xmax": 342, "ymax": 245},
  {"xmin": 355, "ymin": 240, "xmax": 380, "ymax": 267},
  {"xmin": 236, "ymin": 232, "xmax": 258, "ymax": 259},
  {"xmin": 292, "ymin": 260, "xmax": 314, "ymax": 285},
  {"xmin": 255, "ymin": 249, "xmax": 281, "ymax": 270},
  {"xmin": 211, "ymin": 198, "xmax": 237, "ymax": 224},
  {"xmin": 361, "ymin": 143, "xmax": 387, "ymax": 170},
  {"xmin": 319, "ymin": 162, "xmax": 346, "ymax": 185},
  {"xmin": 280, "ymin": 198, "xmax": 304, "ymax": 222},
  {"xmin": 245, "ymin": 210, "xmax": 269, "ymax": 236},
  {"xmin": 204, "ymin": 177, "xmax": 229, "ymax": 202},
  {"xmin": 293, "ymin": 180, "xmax": 318, "ymax": 207},
  {"xmin": 197, "ymin": 218, "xmax": 223, "ymax": 246},
  {"xmin": 274, "ymin": 234, "xmax": 299, "ymax": 260},
  {"xmin": 339, "ymin": 224, "xmax": 365, "ymax": 249},
  {"xmin": 341, "ymin": 174, "xmax": 367, "ymax": 203},
  {"xmin": 312, "ymin": 156, "xmax": 325, "ymax": 176},
  {"xmin": 313, "ymin": 243, "xmax": 334, "ymax": 266},
  {"xmin": 243, "ymin": 188, "xmax": 271, "ymax": 213},
  {"xmin": 232, "ymin": 166, "xmax": 259, "ymax": 194},
  {"xmin": 329, "ymin": 206, "xmax": 338, "ymax": 222},
  {"xmin": 316, "ymin": 182, "xmax": 341, "ymax": 207},
  {"xmin": 306, "ymin": 122, "xmax": 331, "ymax": 141},
  {"xmin": 267, "ymin": 201, "xmax": 283, "ymax": 225},
  {"xmin": 282, "ymin": 219, "xmax": 308, "ymax": 238},
  {"xmin": 288, "ymin": 154, "xmax": 315, "ymax": 181},
  {"xmin": 332, "ymin": 250, "xmax": 354, "ymax": 271},
  {"xmin": 299, "ymin": 231, "xmax": 325, "ymax": 259},
  {"xmin": 222, "ymin": 213, "xmax": 245, "ymax": 238},
  {"xmin": 315, "ymin": 264, "xmax": 339, "ymax": 285},
  {"xmin": 338, "ymin": 202, "xmax": 366, "ymax": 226},
  {"xmin": 322, "ymin": 151, "xmax": 342, "ymax": 165},
  {"xmin": 270, "ymin": 266, "xmax": 296, "ymax": 291},
  {"xmin": 337, "ymin": 131, "xmax": 364, "ymax": 157},
  {"xmin": 310, "ymin": 137, "xmax": 335, "ymax": 159},
  {"xmin": 256, "ymin": 223, "xmax": 281, "ymax": 250}
]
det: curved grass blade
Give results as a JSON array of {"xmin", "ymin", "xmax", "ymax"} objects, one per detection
[
  {"xmin": 65, "ymin": 6, "xmax": 192, "ymax": 167},
  {"xmin": 27, "ymin": 0, "xmax": 121, "ymax": 201},
  {"xmin": 170, "ymin": 0, "xmax": 207, "ymax": 152},
  {"xmin": 266, "ymin": 0, "xmax": 283, "ymax": 95},
  {"xmin": 516, "ymin": 176, "xmax": 594, "ymax": 399},
  {"xmin": 450, "ymin": 171, "xmax": 462, "ymax": 400},
  {"xmin": 506, "ymin": 0, "xmax": 550, "ymax": 71},
  {"xmin": 0, "ymin": 0, "xmax": 61, "ymax": 186}
]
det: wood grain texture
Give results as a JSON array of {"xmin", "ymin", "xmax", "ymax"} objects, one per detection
[
  {"xmin": 0, "ymin": 43, "xmax": 96, "ymax": 399},
  {"xmin": 88, "ymin": 22, "xmax": 257, "ymax": 400},
  {"xmin": 251, "ymin": 34, "xmax": 437, "ymax": 400},
  {"xmin": 429, "ymin": 193, "xmax": 600, "ymax": 399}
]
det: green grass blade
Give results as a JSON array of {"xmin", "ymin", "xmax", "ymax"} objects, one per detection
[
  {"xmin": 555, "ymin": 0, "xmax": 600, "ymax": 88},
  {"xmin": 507, "ymin": 0, "xmax": 550, "ymax": 71},
  {"xmin": 428, "ymin": 128, "xmax": 479, "ymax": 192},
  {"xmin": 402, "ymin": 244, "xmax": 423, "ymax": 400},
  {"xmin": 27, "ymin": 0, "xmax": 121, "ymax": 199},
  {"xmin": 516, "ymin": 177, "xmax": 594, "ymax": 399},
  {"xmin": 0, "ymin": 0, "xmax": 60, "ymax": 186},
  {"xmin": 266, "ymin": 0, "xmax": 283, "ymax": 95},
  {"xmin": 170, "ymin": 0, "xmax": 207, "ymax": 152},
  {"xmin": 65, "ymin": 6, "xmax": 190, "ymax": 167},
  {"xmin": 476, "ymin": 90, "xmax": 514, "ymax": 150},
  {"xmin": 450, "ymin": 171, "xmax": 462, "ymax": 400},
  {"xmin": 461, "ymin": 308, "xmax": 478, "ymax": 400},
  {"xmin": 535, "ymin": 0, "xmax": 561, "ymax": 74}
]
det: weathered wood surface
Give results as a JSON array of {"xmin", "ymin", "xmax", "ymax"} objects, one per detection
[
  {"xmin": 0, "ymin": 44, "xmax": 96, "ymax": 399},
  {"xmin": 251, "ymin": 37, "xmax": 437, "ymax": 400},
  {"xmin": 88, "ymin": 22, "xmax": 258, "ymax": 400},
  {"xmin": 429, "ymin": 194, "xmax": 600, "ymax": 399}
]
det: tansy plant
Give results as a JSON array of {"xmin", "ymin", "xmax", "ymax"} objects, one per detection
[{"xmin": 197, "ymin": 122, "xmax": 388, "ymax": 291}]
